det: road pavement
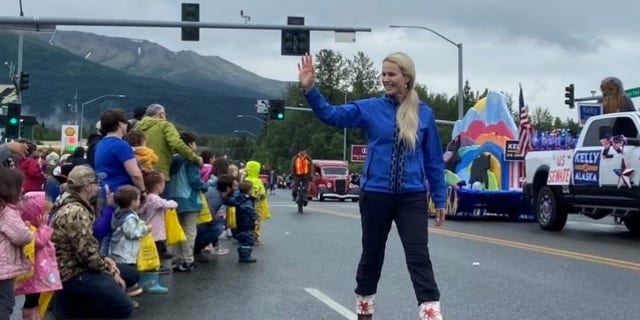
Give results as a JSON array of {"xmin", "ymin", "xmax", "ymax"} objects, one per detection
[{"xmin": 13, "ymin": 190, "xmax": 640, "ymax": 319}]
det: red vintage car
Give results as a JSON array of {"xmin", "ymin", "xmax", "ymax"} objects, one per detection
[{"xmin": 308, "ymin": 160, "xmax": 359, "ymax": 202}]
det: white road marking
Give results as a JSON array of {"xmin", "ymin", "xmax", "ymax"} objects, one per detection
[{"xmin": 304, "ymin": 288, "xmax": 357, "ymax": 320}]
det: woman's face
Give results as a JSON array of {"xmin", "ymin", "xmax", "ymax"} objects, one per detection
[{"xmin": 381, "ymin": 61, "xmax": 409, "ymax": 98}]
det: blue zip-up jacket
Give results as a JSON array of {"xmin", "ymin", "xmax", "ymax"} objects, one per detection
[
  {"xmin": 304, "ymin": 86, "xmax": 446, "ymax": 208},
  {"xmin": 167, "ymin": 155, "xmax": 209, "ymax": 214}
]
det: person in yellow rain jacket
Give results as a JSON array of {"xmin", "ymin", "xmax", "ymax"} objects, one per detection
[{"xmin": 244, "ymin": 160, "xmax": 270, "ymax": 246}]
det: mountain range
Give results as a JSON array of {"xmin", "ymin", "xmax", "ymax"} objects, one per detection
[{"xmin": 0, "ymin": 30, "xmax": 289, "ymax": 134}]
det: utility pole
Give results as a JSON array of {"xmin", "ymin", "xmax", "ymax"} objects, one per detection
[{"xmin": 16, "ymin": 0, "xmax": 24, "ymax": 104}]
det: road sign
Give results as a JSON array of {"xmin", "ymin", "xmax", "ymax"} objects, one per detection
[
  {"xmin": 350, "ymin": 144, "xmax": 367, "ymax": 162},
  {"xmin": 578, "ymin": 103, "xmax": 602, "ymax": 126},
  {"xmin": 625, "ymin": 87, "xmax": 640, "ymax": 98}
]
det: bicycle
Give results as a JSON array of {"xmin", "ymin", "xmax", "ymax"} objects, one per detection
[{"xmin": 296, "ymin": 178, "xmax": 307, "ymax": 214}]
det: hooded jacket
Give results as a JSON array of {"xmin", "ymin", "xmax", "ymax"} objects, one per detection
[
  {"xmin": 304, "ymin": 86, "xmax": 447, "ymax": 208},
  {"xmin": 18, "ymin": 156, "xmax": 45, "ymax": 192},
  {"xmin": 135, "ymin": 116, "xmax": 199, "ymax": 179},
  {"xmin": 166, "ymin": 155, "xmax": 209, "ymax": 214},
  {"xmin": 245, "ymin": 160, "xmax": 270, "ymax": 220}
]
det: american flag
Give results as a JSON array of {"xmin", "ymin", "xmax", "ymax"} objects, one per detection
[{"xmin": 517, "ymin": 85, "xmax": 533, "ymax": 155}]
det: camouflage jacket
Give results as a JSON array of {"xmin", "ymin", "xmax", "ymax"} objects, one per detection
[{"xmin": 50, "ymin": 192, "xmax": 110, "ymax": 282}]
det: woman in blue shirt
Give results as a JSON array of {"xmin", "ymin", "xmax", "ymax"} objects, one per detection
[{"xmin": 298, "ymin": 52, "xmax": 447, "ymax": 320}]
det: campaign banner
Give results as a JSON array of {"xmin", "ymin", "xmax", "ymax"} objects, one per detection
[
  {"xmin": 578, "ymin": 103, "xmax": 602, "ymax": 126},
  {"xmin": 572, "ymin": 150, "xmax": 600, "ymax": 185},
  {"xmin": 504, "ymin": 140, "xmax": 524, "ymax": 161},
  {"xmin": 546, "ymin": 150, "xmax": 573, "ymax": 185}
]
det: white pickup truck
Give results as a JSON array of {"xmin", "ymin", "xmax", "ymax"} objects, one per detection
[{"xmin": 524, "ymin": 112, "xmax": 640, "ymax": 234}]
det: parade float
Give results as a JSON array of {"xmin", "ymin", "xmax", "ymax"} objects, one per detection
[{"xmin": 429, "ymin": 91, "xmax": 535, "ymax": 220}]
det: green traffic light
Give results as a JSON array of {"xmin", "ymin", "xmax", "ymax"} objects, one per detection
[
  {"xmin": 9, "ymin": 117, "xmax": 18, "ymax": 125},
  {"xmin": 277, "ymin": 113, "xmax": 284, "ymax": 120}
]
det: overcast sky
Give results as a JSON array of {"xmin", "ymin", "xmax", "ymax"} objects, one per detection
[{"xmin": 2, "ymin": 0, "xmax": 639, "ymax": 121}]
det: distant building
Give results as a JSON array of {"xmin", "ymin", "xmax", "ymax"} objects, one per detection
[{"xmin": 1, "ymin": 84, "xmax": 38, "ymax": 141}]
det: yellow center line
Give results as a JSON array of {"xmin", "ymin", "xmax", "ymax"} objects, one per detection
[
  {"xmin": 430, "ymin": 228, "xmax": 640, "ymax": 272},
  {"xmin": 307, "ymin": 206, "xmax": 640, "ymax": 272}
]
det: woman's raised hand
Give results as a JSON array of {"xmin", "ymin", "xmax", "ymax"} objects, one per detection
[{"xmin": 297, "ymin": 53, "xmax": 315, "ymax": 91}]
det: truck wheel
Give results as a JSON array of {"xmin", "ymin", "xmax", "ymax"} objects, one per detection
[
  {"xmin": 536, "ymin": 186, "xmax": 568, "ymax": 231},
  {"xmin": 623, "ymin": 217, "xmax": 640, "ymax": 235}
]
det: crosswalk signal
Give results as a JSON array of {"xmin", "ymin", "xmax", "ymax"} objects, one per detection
[
  {"xmin": 564, "ymin": 84, "xmax": 575, "ymax": 109},
  {"xmin": 6, "ymin": 103, "xmax": 21, "ymax": 139},
  {"xmin": 269, "ymin": 99, "xmax": 285, "ymax": 120},
  {"xmin": 181, "ymin": 3, "xmax": 200, "ymax": 41},
  {"xmin": 281, "ymin": 16, "xmax": 309, "ymax": 56}
]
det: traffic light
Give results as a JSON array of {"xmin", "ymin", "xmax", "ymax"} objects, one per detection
[
  {"xmin": 19, "ymin": 71, "xmax": 29, "ymax": 91},
  {"xmin": 5, "ymin": 103, "xmax": 21, "ymax": 139},
  {"xmin": 281, "ymin": 16, "xmax": 309, "ymax": 56},
  {"xmin": 564, "ymin": 84, "xmax": 575, "ymax": 109},
  {"xmin": 269, "ymin": 99, "xmax": 285, "ymax": 120},
  {"xmin": 181, "ymin": 3, "xmax": 199, "ymax": 41}
]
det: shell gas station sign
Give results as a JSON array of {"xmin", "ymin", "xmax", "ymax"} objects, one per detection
[{"xmin": 61, "ymin": 125, "xmax": 79, "ymax": 152}]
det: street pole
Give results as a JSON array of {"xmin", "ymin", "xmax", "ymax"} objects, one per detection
[
  {"xmin": 389, "ymin": 25, "xmax": 464, "ymax": 120},
  {"xmin": 80, "ymin": 94, "xmax": 126, "ymax": 141},
  {"xmin": 16, "ymin": 0, "xmax": 24, "ymax": 104}
]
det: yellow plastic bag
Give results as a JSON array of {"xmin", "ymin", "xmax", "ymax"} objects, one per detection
[
  {"xmin": 196, "ymin": 192, "xmax": 213, "ymax": 224},
  {"xmin": 137, "ymin": 233, "xmax": 161, "ymax": 271},
  {"xmin": 226, "ymin": 206, "xmax": 237, "ymax": 229},
  {"xmin": 165, "ymin": 208, "xmax": 186, "ymax": 245},
  {"xmin": 14, "ymin": 225, "xmax": 36, "ymax": 284},
  {"xmin": 257, "ymin": 198, "xmax": 271, "ymax": 221},
  {"xmin": 39, "ymin": 291, "xmax": 54, "ymax": 318}
]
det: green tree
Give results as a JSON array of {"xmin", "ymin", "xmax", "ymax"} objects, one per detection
[
  {"xmin": 531, "ymin": 106, "xmax": 554, "ymax": 132},
  {"xmin": 347, "ymin": 51, "xmax": 381, "ymax": 98}
]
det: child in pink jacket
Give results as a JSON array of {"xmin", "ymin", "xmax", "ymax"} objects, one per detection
[
  {"xmin": 138, "ymin": 171, "xmax": 177, "ymax": 263},
  {"xmin": 15, "ymin": 191, "xmax": 62, "ymax": 320},
  {"xmin": 0, "ymin": 168, "xmax": 33, "ymax": 320}
]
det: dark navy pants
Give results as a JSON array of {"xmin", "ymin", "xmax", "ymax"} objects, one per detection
[
  {"xmin": 355, "ymin": 191, "xmax": 440, "ymax": 304},
  {"xmin": 51, "ymin": 263, "xmax": 139, "ymax": 319}
]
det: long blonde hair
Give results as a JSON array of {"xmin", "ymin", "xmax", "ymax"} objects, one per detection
[{"xmin": 384, "ymin": 52, "xmax": 420, "ymax": 150}]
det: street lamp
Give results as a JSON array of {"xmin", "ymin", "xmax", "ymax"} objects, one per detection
[
  {"xmin": 389, "ymin": 25, "xmax": 464, "ymax": 120},
  {"xmin": 236, "ymin": 114, "xmax": 267, "ymax": 125},
  {"xmin": 233, "ymin": 129, "xmax": 257, "ymax": 138},
  {"xmin": 80, "ymin": 94, "xmax": 126, "ymax": 140}
]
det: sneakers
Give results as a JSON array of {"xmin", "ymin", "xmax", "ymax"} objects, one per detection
[
  {"xmin": 126, "ymin": 284, "xmax": 143, "ymax": 297},
  {"xmin": 194, "ymin": 253, "xmax": 211, "ymax": 263},
  {"xmin": 202, "ymin": 244, "xmax": 215, "ymax": 253},
  {"xmin": 238, "ymin": 257, "xmax": 257, "ymax": 263},
  {"xmin": 172, "ymin": 261, "xmax": 197, "ymax": 272},
  {"xmin": 356, "ymin": 294, "xmax": 374, "ymax": 317},
  {"xmin": 419, "ymin": 301, "xmax": 442, "ymax": 320},
  {"xmin": 212, "ymin": 247, "xmax": 230, "ymax": 255}
]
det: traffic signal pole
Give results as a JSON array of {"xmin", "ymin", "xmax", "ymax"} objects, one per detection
[{"xmin": 0, "ymin": 16, "xmax": 371, "ymax": 33}]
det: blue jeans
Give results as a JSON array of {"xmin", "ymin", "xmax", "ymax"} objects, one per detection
[
  {"xmin": 0, "ymin": 279, "xmax": 14, "ymax": 320},
  {"xmin": 51, "ymin": 264, "xmax": 139, "ymax": 319},
  {"xmin": 236, "ymin": 230, "xmax": 255, "ymax": 260},
  {"xmin": 194, "ymin": 216, "xmax": 225, "ymax": 253}
]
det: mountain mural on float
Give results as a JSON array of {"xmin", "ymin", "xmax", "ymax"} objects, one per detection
[{"xmin": 450, "ymin": 92, "xmax": 518, "ymax": 190}]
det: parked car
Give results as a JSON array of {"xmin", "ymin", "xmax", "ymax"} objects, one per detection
[{"xmin": 308, "ymin": 160, "xmax": 359, "ymax": 202}]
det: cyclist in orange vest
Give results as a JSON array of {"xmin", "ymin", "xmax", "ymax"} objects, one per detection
[{"xmin": 291, "ymin": 147, "xmax": 313, "ymax": 204}]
